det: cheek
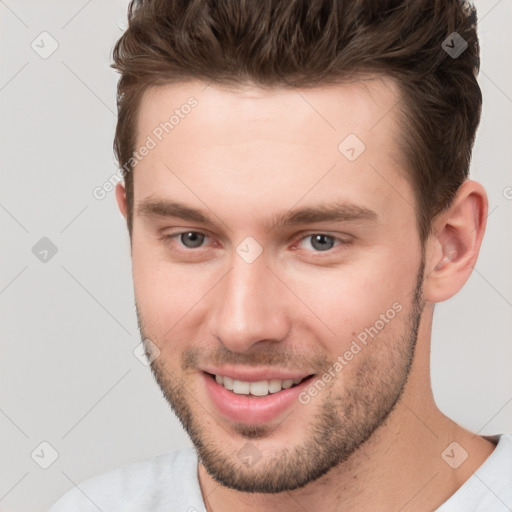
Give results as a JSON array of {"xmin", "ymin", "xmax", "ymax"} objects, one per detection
[
  {"xmin": 131, "ymin": 240, "xmax": 219, "ymax": 336},
  {"xmin": 285, "ymin": 249, "xmax": 419, "ymax": 350},
  {"xmin": 132, "ymin": 240, "xmax": 179, "ymax": 324}
]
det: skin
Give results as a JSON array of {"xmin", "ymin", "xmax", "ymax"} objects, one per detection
[{"xmin": 115, "ymin": 77, "xmax": 495, "ymax": 511}]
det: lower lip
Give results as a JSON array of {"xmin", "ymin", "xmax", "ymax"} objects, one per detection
[{"xmin": 202, "ymin": 372, "xmax": 314, "ymax": 425}]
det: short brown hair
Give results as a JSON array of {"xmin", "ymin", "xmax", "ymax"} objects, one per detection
[{"xmin": 112, "ymin": 0, "xmax": 481, "ymax": 241}]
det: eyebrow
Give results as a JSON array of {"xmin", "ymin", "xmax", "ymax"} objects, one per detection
[
  {"xmin": 267, "ymin": 201, "xmax": 377, "ymax": 231},
  {"xmin": 136, "ymin": 197, "xmax": 377, "ymax": 231},
  {"xmin": 137, "ymin": 198, "xmax": 215, "ymax": 226}
]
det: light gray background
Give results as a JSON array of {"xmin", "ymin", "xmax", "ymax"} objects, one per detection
[{"xmin": 0, "ymin": 1, "xmax": 511, "ymax": 510}]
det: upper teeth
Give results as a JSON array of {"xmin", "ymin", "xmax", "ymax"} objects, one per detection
[{"xmin": 215, "ymin": 375, "xmax": 303, "ymax": 396}]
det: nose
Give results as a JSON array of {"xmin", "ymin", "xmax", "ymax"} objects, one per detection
[{"xmin": 207, "ymin": 251, "xmax": 291, "ymax": 353}]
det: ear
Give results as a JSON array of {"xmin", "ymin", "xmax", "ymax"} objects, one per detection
[
  {"xmin": 115, "ymin": 182, "xmax": 128, "ymax": 219},
  {"xmin": 423, "ymin": 180, "xmax": 488, "ymax": 303}
]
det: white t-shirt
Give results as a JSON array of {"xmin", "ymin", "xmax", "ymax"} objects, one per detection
[{"xmin": 48, "ymin": 434, "xmax": 511, "ymax": 511}]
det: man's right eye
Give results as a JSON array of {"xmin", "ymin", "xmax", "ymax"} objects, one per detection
[{"xmin": 165, "ymin": 231, "xmax": 210, "ymax": 249}]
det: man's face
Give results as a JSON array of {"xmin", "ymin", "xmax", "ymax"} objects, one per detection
[{"xmin": 126, "ymin": 78, "xmax": 425, "ymax": 492}]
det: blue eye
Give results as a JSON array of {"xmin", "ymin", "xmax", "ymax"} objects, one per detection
[
  {"xmin": 178, "ymin": 232, "xmax": 207, "ymax": 248},
  {"xmin": 298, "ymin": 234, "xmax": 340, "ymax": 252}
]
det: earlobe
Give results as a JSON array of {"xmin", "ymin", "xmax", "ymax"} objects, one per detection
[
  {"xmin": 115, "ymin": 182, "xmax": 128, "ymax": 219},
  {"xmin": 423, "ymin": 180, "xmax": 488, "ymax": 303}
]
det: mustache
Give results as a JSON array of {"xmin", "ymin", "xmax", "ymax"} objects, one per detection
[
  {"xmin": 181, "ymin": 344, "xmax": 331, "ymax": 373},
  {"xmin": 136, "ymin": 309, "xmax": 329, "ymax": 373}
]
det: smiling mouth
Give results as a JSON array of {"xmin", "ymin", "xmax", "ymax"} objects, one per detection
[{"xmin": 205, "ymin": 372, "xmax": 315, "ymax": 397}]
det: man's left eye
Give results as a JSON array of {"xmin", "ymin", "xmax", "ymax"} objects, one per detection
[{"xmin": 297, "ymin": 234, "xmax": 342, "ymax": 252}]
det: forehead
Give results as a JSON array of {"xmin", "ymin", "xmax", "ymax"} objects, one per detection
[
  {"xmin": 136, "ymin": 76, "xmax": 402, "ymax": 146},
  {"xmin": 132, "ymin": 77, "xmax": 412, "ymax": 230}
]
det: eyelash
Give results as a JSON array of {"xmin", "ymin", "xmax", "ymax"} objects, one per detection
[{"xmin": 161, "ymin": 231, "xmax": 350, "ymax": 255}]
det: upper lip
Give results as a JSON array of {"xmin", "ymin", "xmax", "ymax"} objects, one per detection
[{"xmin": 201, "ymin": 366, "xmax": 314, "ymax": 382}]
